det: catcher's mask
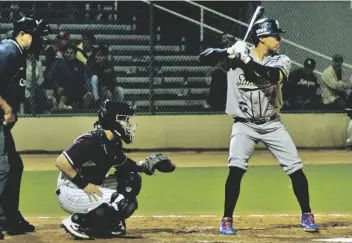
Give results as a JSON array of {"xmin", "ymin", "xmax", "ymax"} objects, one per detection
[
  {"xmin": 98, "ymin": 100, "xmax": 136, "ymax": 144},
  {"xmin": 13, "ymin": 17, "xmax": 51, "ymax": 55}
]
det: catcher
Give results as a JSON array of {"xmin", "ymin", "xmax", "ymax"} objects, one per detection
[{"xmin": 54, "ymin": 100, "xmax": 176, "ymax": 239}]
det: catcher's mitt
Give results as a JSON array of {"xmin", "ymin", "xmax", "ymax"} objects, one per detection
[{"xmin": 138, "ymin": 153, "xmax": 176, "ymax": 175}]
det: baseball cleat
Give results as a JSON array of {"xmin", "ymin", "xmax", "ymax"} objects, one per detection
[
  {"xmin": 300, "ymin": 213, "xmax": 319, "ymax": 232},
  {"xmin": 61, "ymin": 214, "xmax": 91, "ymax": 240},
  {"xmin": 220, "ymin": 217, "xmax": 237, "ymax": 235},
  {"xmin": 111, "ymin": 220, "xmax": 126, "ymax": 237}
]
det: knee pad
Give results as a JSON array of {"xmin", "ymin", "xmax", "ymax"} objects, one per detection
[
  {"xmin": 81, "ymin": 203, "xmax": 121, "ymax": 233},
  {"xmin": 115, "ymin": 171, "xmax": 142, "ymax": 199},
  {"xmin": 117, "ymin": 197, "xmax": 138, "ymax": 219}
]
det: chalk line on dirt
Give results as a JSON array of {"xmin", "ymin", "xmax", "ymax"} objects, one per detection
[
  {"xmin": 312, "ymin": 239, "xmax": 352, "ymax": 243},
  {"xmin": 34, "ymin": 214, "xmax": 352, "ymax": 219}
]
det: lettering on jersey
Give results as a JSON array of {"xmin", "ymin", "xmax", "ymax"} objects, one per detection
[
  {"xmin": 82, "ymin": 160, "xmax": 97, "ymax": 167},
  {"xmin": 298, "ymin": 78, "xmax": 316, "ymax": 87},
  {"xmin": 239, "ymin": 101, "xmax": 248, "ymax": 113},
  {"xmin": 237, "ymin": 73, "xmax": 272, "ymax": 90}
]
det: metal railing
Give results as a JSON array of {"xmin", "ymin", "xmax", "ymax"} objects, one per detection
[
  {"xmin": 141, "ymin": 0, "xmax": 321, "ymax": 74},
  {"xmin": 185, "ymin": 0, "xmax": 352, "ymax": 71}
]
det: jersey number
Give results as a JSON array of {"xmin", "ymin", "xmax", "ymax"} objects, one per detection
[{"xmin": 239, "ymin": 101, "xmax": 248, "ymax": 113}]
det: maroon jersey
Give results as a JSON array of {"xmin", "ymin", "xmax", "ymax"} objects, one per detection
[{"xmin": 63, "ymin": 131, "xmax": 128, "ymax": 185}]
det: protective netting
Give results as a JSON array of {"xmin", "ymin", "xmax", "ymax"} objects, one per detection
[{"xmin": 1, "ymin": 1, "xmax": 351, "ymax": 116}]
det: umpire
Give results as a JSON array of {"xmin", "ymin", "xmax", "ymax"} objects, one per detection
[{"xmin": 0, "ymin": 17, "xmax": 50, "ymax": 239}]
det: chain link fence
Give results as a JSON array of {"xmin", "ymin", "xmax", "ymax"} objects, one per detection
[{"xmin": 1, "ymin": 1, "xmax": 350, "ymax": 116}]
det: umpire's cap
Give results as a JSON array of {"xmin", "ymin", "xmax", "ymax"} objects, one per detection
[
  {"xmin": 13, "ymin": 17, "xmax": 50, "ymax": 38},
  {"xmin": 13, "ymin": 17, "xmax": 51, "ymax": 53}
]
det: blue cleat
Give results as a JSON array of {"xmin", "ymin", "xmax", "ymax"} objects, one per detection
[
  {"xmin": 220, "ymin": 217, "xmax": 237, "ymax": 235},
  {"xmin": 300, "ymin": 213, "xmax": 319, "ymax": 232}
]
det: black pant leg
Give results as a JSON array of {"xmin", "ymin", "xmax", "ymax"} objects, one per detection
[{"xmin": 0, "ymin": 125, "xmax": 10, "ymax": 225}]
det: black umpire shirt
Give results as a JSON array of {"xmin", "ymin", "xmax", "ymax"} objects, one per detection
[{"xmin": 0, "ymin": 39, "xmax": 26, "ymax": 113}]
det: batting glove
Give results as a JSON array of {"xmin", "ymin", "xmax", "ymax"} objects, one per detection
[
  {"xmin": 226, "ymin": 44, "xmax": 237, "ymax": 58},
  {"xmin": 234, "ymin": 41, "xmax": 251, "ymax": 64}
]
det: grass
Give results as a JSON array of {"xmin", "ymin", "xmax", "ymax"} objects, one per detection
[{"xmin": 19, "ymin": 164, "xmax": 352, "ymax": 217}]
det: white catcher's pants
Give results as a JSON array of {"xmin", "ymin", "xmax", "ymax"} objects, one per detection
[{"xmin": 56, "ymin": 172, "xmax": 125, "ymax": 214}]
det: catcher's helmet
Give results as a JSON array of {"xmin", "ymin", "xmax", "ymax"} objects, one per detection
[
  {"xmin": 97, "ymin": 100, "xmax": 136, "ymax": 144},
  {"xmin": 251, "ymin": 18, "xmax": 285, "ymax": 43},
  {"xmin": 12, "ymin": 17, "xmax": 51, "ymax": 54}
]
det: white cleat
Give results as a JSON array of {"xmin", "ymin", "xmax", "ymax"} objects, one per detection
[{"xmin": 61, "ymin": 214, "xmax": 91, "ymax": 240}]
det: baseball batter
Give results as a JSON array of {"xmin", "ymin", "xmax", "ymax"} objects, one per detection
[
  {"xmin": 199, "ymin": 18, "xmax": 319, "ymax": 235},
  {"xmin": 55, "ymin": 100, "xmax": 176, "ymax": 239}
]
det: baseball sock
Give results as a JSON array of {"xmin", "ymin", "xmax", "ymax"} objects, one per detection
[
  {"xmin": 223, "ymin": 167, "xmax": 245, "ymax": 218},
  {"xmin": 289, "ymin": 169, "xmax": 311, "ymax": 214}
]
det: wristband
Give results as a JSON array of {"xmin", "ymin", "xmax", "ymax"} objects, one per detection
[{"xmin": 71, "ymin": 174, "xmax": 89, "ymax": 189}]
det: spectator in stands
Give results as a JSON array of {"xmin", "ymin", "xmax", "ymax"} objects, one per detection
[
  {"xmin": 53, "ymin": 31, "xmax": 70, "ymax": 58},
  {"xmin": 76, "ymin": 31, "xmax": 96, "ymax": 64},
  {"xmin": 321, "ymin": 54, "xmax": 352, "ymax": 110},
  {"xmin": 24, "ymin": 54, "xmax": 53, "ymax": 114},
  {"xmin": 87, "ymin": 45, "xmax": 124, "ymax": 104},
  {"xmin": 42, "ymin": 31, "xmax": 71, "ymax": 64},
  {"xmin": 47, "ymin": 43, "xmax": 95, "ymax": 110},
  {"xmin": 282, "ymin": 58, "xmax": 320, "ymax": 111}
]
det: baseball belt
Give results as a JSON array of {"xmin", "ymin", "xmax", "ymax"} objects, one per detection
[{"xmin": 234, "ymin": 114, "xmax": 279, "ymax": 125}]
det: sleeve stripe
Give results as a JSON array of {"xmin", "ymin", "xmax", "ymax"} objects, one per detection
[{"xmin": 63, "ymin": 151, "xmax": 75, "ymax": 166}]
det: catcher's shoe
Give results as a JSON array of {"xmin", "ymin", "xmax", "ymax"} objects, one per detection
[
  {"xmin": 111, "ymin": 220, "xmax": 126, "ymax": 237},
  {"xmin": 220, "ymin": 217, "xmax": 236, "ymax": 235},
  {"xmin": 61, "ymin": 214, "xmax": 91, "ymax": 240},
  {"xmin": 300, "ymin": 213, "xmax": 319, "ymax": 232}
]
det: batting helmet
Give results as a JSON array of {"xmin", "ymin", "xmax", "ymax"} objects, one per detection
[
  {"xmin": 251, "ymin": 18, "xmax": 285, "ymax": 44},
  {"xmin": 97, "ymin": 100, "xmax": 136, "ymax": 144},
  {"xmin": 13, "ymin": 17, "xmax": 51, "ymax": 54}
]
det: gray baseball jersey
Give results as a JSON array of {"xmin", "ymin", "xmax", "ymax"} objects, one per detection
[{"xmin": 225, "ymin": 48, "xmax": 291, "ymax": 118}]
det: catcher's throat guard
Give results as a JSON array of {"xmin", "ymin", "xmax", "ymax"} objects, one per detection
[
  {"xmin": 98, "ymin": 100, "xmax": 136, "ymax": 144},
  {"xmin": 111, "ymin": 115, "xmax": 136, "ymax": 144}
]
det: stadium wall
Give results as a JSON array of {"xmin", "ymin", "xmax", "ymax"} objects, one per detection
[{"xmin": 12, "ymin": 114, "xmax": 348, "ymax": 152}]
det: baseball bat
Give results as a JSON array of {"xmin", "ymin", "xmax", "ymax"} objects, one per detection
[
  {"xmin": 235, "ymin": 6, "xmax": 264, "ymax": 58},
  {"xmin": 243, "ymin": 6, "xmax": 265, "ymax": 42}
]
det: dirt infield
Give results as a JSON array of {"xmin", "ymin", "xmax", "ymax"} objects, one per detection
[
  {"xmin": 4, "ymin": 215, "xmax": 352, "ymax": 243},
  {"xmin": 11, "ymin": 150, "xmax": 351, "ymax": 242}
]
